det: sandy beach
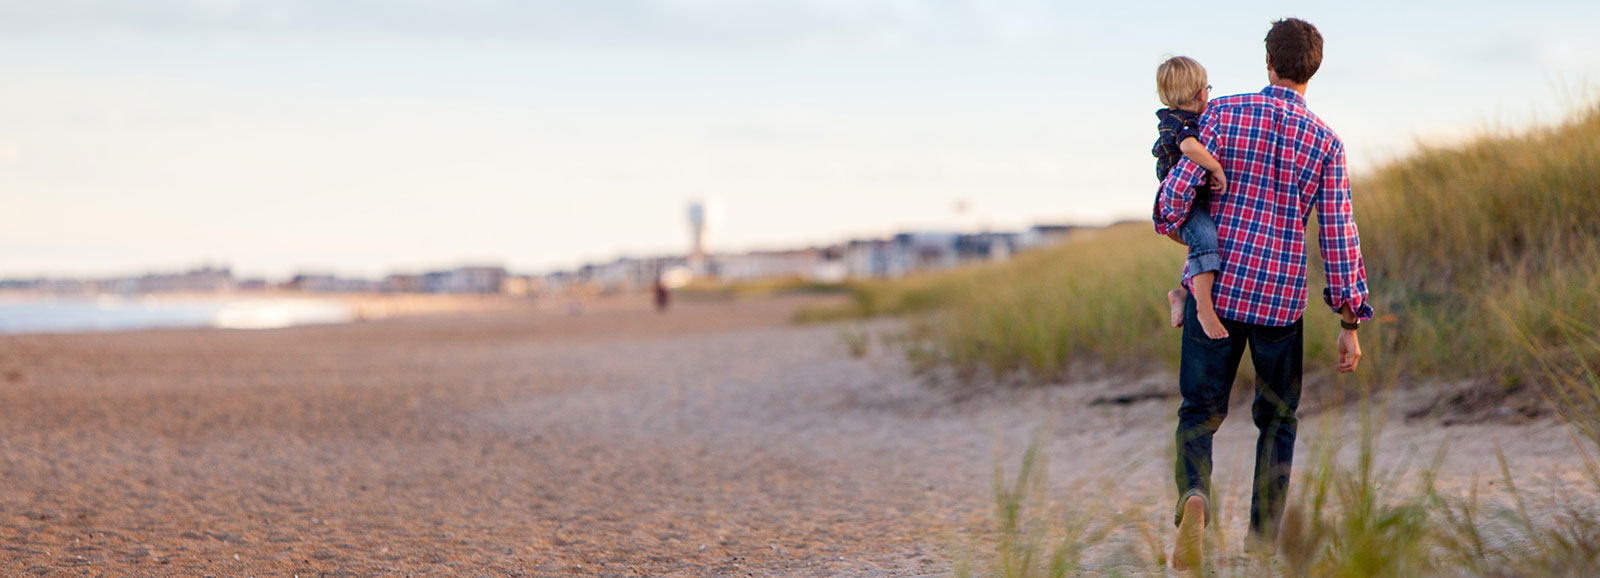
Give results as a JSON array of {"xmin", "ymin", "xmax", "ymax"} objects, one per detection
[{"xmin": 1, "ymin": 295, "xmax": 1590, "ymax": 577}]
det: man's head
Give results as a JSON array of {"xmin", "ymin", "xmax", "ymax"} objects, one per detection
[{"xmin": 1265, "ymin": 18, "xmax": 1322, "ymax": 87}]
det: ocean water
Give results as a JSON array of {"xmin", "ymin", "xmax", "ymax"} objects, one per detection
[{"xmin": 0, "ymin": 296, "xmax": 354, "ymax": 335}]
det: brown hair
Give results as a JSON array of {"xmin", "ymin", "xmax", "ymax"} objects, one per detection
[
  {"xmin": 1265, "ymin": 18, "xmax": 1322, "ymax": 84},
  {"xmin": 1156, "ymin": 56, "xmax": 1208, "ymax": 109}
]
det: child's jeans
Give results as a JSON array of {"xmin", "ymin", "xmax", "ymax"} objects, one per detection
[{"xmin": 1179, "ymin": 203, "xmax": 1222, "ymax": 277}]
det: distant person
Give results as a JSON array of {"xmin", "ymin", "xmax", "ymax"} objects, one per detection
[
  {"xmin": 1153, "ymin": 18, "xmax": 1372, "ymax": 570},
  {"xmin": 653, "ymin": 275, "xmax": 671, "ymax": 313},
  {"xmin": 1153, "ymin": 56, "xmax": 1230, "ymax": 340}
]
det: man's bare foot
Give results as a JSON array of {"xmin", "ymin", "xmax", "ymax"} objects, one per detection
[
  {"xmin": 1196, "ymin": 307, "xmax": 1230, "ymax": 339},
  {"xmin": 1171, "ymin": 494, "xmax": 1207, "ymax": 572},
  {"xmin": 1244, "ymin": 533, "xmax": 1276, "ymax": 558},
  {"xmin": 1167, "ymin": 289, "xmax": 1186, "ymax": 328}
]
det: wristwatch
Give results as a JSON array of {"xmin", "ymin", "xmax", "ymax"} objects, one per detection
[{"xmin": 1340, "ymin": 319, "xmax": 1361, "ymax": 331}]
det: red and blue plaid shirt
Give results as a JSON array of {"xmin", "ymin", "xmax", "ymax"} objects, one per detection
[{"xmin": 1154, "ymin": 85, "xmax": 1373, "ymax": 327}]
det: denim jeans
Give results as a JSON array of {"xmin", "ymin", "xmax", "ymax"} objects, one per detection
[
  {"xmin": 1173, "ymin": 293, "xmax": 1303, "ymax": 537},
  {"xmin": 1178, "ymin": 202, "xmax": 1222, "ymax": 276}
]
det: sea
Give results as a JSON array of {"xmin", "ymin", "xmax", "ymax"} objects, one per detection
[{"xmin": 0, "ymin": 295, "xmax": 354, "ymax": 335}]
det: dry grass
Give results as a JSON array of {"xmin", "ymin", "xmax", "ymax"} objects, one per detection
[{"xmin": 960, "ymin": 391, "xmax": 1600, "ymax": 577}]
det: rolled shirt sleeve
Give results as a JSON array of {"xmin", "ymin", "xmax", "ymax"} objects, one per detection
[
  {"xmin": 1154, "ymin": 158, "xmax": 1206, "ymax": 236},
  {"xmin": 1315, "ymin": 142, "xmax": 1375, "ymax": 321}
]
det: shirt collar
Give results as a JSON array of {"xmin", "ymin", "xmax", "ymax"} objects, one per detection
[{"xmin": 1261, "ymin": 85, "xmax": 1306, "ymax": 107}]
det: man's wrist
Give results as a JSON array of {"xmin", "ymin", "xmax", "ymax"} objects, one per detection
[{"xmin": 1338, "ymin": 304, "xmax": 1359, "ymax": 330}]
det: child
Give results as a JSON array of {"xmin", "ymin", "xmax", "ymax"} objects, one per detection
[{"xmin": 1154, "ymin": 56, "xmax": 1229, "ymax": 339}]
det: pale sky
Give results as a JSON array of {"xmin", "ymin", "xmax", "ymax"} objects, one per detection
[{"xmin": 2, "ymin": 1, "xmax": 1597, "ymax": 279}]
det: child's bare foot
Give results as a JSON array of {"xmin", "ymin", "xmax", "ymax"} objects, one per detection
[
  {"xmin": 1196, "ymin": 308, "xmax": 1229, "ymax": 339},
  {"xmin": 1167, "ymin": 289, "xmax": 1186, "ymax": 328}
]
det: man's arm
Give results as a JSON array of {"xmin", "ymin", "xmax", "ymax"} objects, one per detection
[
  {"xmin": 1317, "ymin": 141, "xmax": 1373, "ymax": 373},
  {"xmin": 1315, "ymin": 141, "xmax": 1374, "ymax": 321}
]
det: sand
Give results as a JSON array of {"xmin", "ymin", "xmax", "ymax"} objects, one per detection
[{"xmin": 0, "ymin": 295, "xmax": 1590, "ymax": 577}]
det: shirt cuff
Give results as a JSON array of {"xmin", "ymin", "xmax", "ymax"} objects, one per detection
[{"xmin": 1323, "ymin": 287, "xmax": 1374, "ymax": 321}]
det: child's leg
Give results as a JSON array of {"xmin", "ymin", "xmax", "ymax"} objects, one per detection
[
  {"xmin": 1190, "ymin": 271, "xmax": 1226, "ymax": 338},
  {"xmin": 1179, "ymin": 204, "xmax": 1228, "ymax": 339}
]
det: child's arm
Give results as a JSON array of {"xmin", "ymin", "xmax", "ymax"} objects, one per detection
[{"xmin": 1179, "ymin": 137, "xmax": 1227, "ymax": 193}]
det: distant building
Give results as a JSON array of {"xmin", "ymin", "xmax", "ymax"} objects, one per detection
[
  {"xmin": 688, "ymin": 202, "xmax": 710, "ymax": 275},
  {"xmin": 419, "ymin": 266, "xmax": 507, "ymax": 294},
  {"xmin": 286, "ymin": 274, "xmax": 340, "ymax": 293},
  {"xmin": 453, "ymin": 266, "xmax": 507, "ymax": 294},
  {"xmin": 711, "ymin": 249, "xmax": 824, "ymax": 282},
  {"xmin": 501, "ymin": 275, "xmax": 541, "ymax": 297},
  {"xmin": 956, "ymin": 232, "xmax": 1019, "ymax": 263},
  {"xmin": 1020, "ymin": 224, "xmax": 1081, "ymax": 248},
  {"xmin": 844, "ymin": 239, "xmax": 898, "ymax": 278},
  {"xmin": 895, "ymin": 232, "xmax": 961, "ymax": 272},
  {"xmin": 382, "ymin": 274, "xmax": 423, "ymax": 293}
]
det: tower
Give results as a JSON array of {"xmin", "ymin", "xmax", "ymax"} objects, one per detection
[
  {"xmin": 688, "ymin": 202, "xmax": 707, "ymax": 259},
  {"xmin": 687, "ymin": 201, "xmax": 709, "ymax": 275}
]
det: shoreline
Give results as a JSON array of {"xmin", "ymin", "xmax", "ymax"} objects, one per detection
[{"xmin": 0, "ymin": 291, "xmax": 535, "ymax": 336}]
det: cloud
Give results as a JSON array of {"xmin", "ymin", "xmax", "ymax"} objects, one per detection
[{"xmin": 0, "ymin": 0, "xmax": 1077, "ymax": 49}]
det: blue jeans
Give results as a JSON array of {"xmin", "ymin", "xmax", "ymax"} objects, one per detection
[
  {"xmin": 1173, "ymin": 294, "xmax": 1303, "ymax": 538},
  {"xmin": 1178, "ymin": 203, "xmax": 1221, "ymax": 277}
]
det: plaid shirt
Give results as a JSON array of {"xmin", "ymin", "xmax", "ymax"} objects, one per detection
[{"xmin": 1154, "ymin": 85, "xmax": 1373, "ymax": 327}]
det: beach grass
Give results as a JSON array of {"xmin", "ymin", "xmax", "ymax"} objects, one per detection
[
  {"xmin": 960, "ymin": 384, "xmax": 1600, "ymax": 577},
  {"xmin": 798, "ymin": 101, "xmax": 1600, "ymax": 386}
]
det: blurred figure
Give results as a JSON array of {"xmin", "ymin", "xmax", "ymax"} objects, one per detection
[{"xmin": 653, "ymin": 275, "xmax": 671, "ymax": 313}]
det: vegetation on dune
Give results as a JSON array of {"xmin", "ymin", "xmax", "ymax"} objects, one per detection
[
  {"xmin": 960, "ymin": 389, "xmax": 1600, "ymax": 577},
  {"xmin": 800, "ymin": 102, "xmax": 1600, "ymax": 385}
]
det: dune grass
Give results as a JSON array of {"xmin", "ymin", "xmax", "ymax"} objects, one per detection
[
  {"xmin": 960, "ymin": 383, "xmax": 1600, "ymax": 577},
  {"xmin": 800, "ymin": 102, "xmax": 1600, "ymax": 385}
]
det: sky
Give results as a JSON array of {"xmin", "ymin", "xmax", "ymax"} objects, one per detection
[{"xmin": 2, "ymin": 0, "xmax": 1598, "ymax": 279}]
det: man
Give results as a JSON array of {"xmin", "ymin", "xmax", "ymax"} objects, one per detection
[{"xmin": 1152, "ymin": 18, "xmax": 1373, "ymax": 571}]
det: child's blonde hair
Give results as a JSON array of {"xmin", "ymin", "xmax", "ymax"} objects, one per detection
[{"xmin": 1157, "ymin": 56, "xmax": 1208, "ymax": 109}]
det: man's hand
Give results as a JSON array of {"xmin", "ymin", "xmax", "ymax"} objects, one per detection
[
  {"xmin": 1336, "ymin": 328, "xmax": 1361, "ymax": 373},
  {"xmin": 1208, "ymin": 170, "xmax": 1228, "ymax": 194},
  {"xmin": 1167, "ymin": 232, "xmax": 1186, "ymax": 245}
]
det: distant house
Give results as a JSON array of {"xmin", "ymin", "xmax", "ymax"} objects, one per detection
[
  {"xmin": 1020, "ymin": 224, "xmax": 1081, "ymax": 249},
  {"xmin": 895, "ymin": 232, "xmax": 961, "ymax": 272},
  {"xmin": 501, "ymin": 275, "xmax": 540, "ymax": 297},
  {"xmin": 451, "ymin": 266, "xmax": 508, "ymax": 294},
  {"xmin": 844, "ymin": 239, "xmax": 891, "ymax": 278},
  {"xmin": 585, "ymin": 259, "xmax": 644, "ymax": 293},
  {"xmin": 382, "ymin": 274, "xmax": 423, "ymax": 293},
  {"xmin": 956, "ymin": 232, "xmax": 1019, "ymax": 263},
  {"xmin": 416, "ymin": 267, "xmax": 507, "ymax": 294},
  {"xmin": 286, "ymin": 274, "xmax": 339, "ymax": 293},
  {"xmin": 710, "ymin": 249, "xmax": 824, "ymax": 282}
]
